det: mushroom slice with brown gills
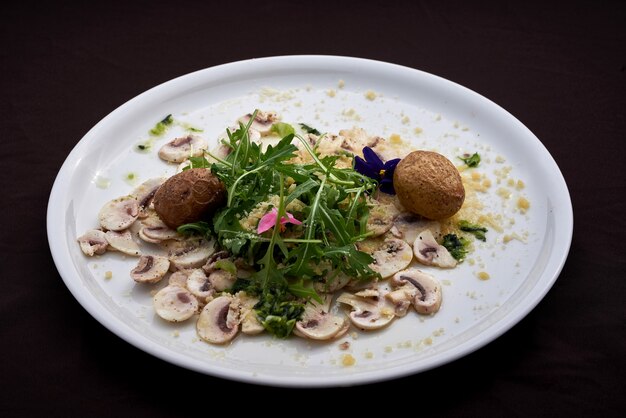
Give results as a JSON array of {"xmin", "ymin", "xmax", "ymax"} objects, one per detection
[
  {"xmin": 185, "ymin": 269, "xmax": 214, "ymax": 301},
  {"xmin": 98, "ymin": 196, "xmax": 139, "ymax": 231},
  {"xmin": 77, "ymin": 229, "xmax": 108, "ymax": 256},
  {"xmin": 236, "ymin": 291, "xmax": 264, "ymax": 335},
  {"xmin": 295, "ymin": 295, "xmax": 347, "ymax": 340},
  {"xmin": 197, "ymin": 295, "xmax": 241, "ymax": 344},
  {"xmin": 165, "ymin": 237, "xmax": 215, "ymax": 270},
  {"xmin": 391, "ymin": 268, "xmax": 442, "ymax": 314},
  {"xmin": 413, "ymin": 230, "xmax": 457, "ymax": 268},
  {"xmin": 337, "ymin": 288, "xmax": 395, "ymax": 330},
  {"xmin": 366, "ymin": 202, "xmax": 400, "ymax": 237},
  {"xmin": 131, "ymin": 178, "xmax": 166, "ymax": 218},
  {"xmin": 138, "ymin": 214, "xmax": 179, "ymax": 244},
  {"xmin": 104, "ymin": 230, "xmax": 141, "ymax": 256},
  {"xmin": 153, "ymin": 285, "xmax": 199, "ymax": 322},
  {"xmin": 392, "ymin": 212, "xmax": 442, "ymax": 244},
  {"xmin": 237, "ymin": 111, "xmax": 279, "ymax": 136},
  {"xmin": 358, "ymin": 238, "xmax": 413, "ymax": 279},
  {"xmin": 158, "ymin": 135, "xmax": 208, "ymax": 163},
  {"xmin": 202, "ymin": 250, "xmax": 230, "ymax": 272},
  {"xmin": 130, "ymin": 255, "xmax": 170, "ymax": 284}
]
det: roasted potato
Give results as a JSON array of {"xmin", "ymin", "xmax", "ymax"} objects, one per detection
[
  {"xmin": 153, "ymin": 168, "xmax": 226, "ymax": 228},
  {"xmin": 393, "ymin": 150, "xmax": 465, "ymax": 220}
]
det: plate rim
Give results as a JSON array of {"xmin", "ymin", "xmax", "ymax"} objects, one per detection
[{"xmin": 47, "ymin": 55, "xmax": 573, "ymax": 387}]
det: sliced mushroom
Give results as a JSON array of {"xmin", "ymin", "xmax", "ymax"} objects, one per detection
[
  {"xmin": 385, "ymin": 286, "xmax": 415, "ymax": 317},
  {"xmin": 201, "ymin": 250, "xmax": 230, "ymax": 273},
  {"xmin": 139, "ymin": 214, "xmax": 179, "ymax": 243},
  {"xmin": 337, "ymin": 127, "xmax": 383, "ymax": 153},
  {"xmin": 392, "ymin": 212, "xmax": 441, "ymax": 243},
  {"xmin": 366, "ymin": 202, "xmax": 400, "ymax": 237},
  {"xmin": 186, "ymin": 269, "xmax": 214, "ymax": 301},
  {"xmin": 131, "ymin": 255, "xmax": 170, "ymax": 283},
  {"xmin": 413, "ymin": 230, "xmax": 457, "ymax": 268},
  {"xmin": 104, "ymin": 230, "xmax": 141, "ymax": 256},
  {"xmin": 208, "ymin": 269, "xmax": 236, "ymax": 292},
  {"xmin": 237, "ymin": 111, "xmax": 279, "ymax": 136},
  {"xmin": 77, "ymin": 229, "xmax": 108, "ymax": 256},
  {"xmin": 358, "ymin": 238, "xmax": 413, "ymax": 279},
  {"xmin": 158, "ymin": 135, "xmax": 208, "ymax": 163},
  {"xmin": 236, "ymin": 291, "xmax": 264, "ymax": 335},
  {"xmin": 131, "ymin": 178, "xmax": 166, "ymax": 218},
  {"xmin": 197, "ymin": 295, "xmax": 240, "ymax": 344},
  {"xmin": 337, "ymin": 288, "xmax": 395, "ymax": 330},
  {"xmin": 165, "ymin": 238, "xmax": 215, "ymax": 270},
  {"xmin": 295, "ymin": 295, "xmax": 347, "ymax": 340},
  {"xmin": 392, "ymin": 268, "xmax": 442, "ymax": 314},
  {"xmin": 153, "ymin": 285, "xmax": 198, "ymax": 322},
  {"xmin": 168, "ymin": 270, "xmax": 190, "ymax": 287},
  {"xmin": 98, "ymin": 196, "xmax": 139, "ymax": 231}
]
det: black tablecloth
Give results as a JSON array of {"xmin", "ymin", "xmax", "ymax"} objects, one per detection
[{"xmin": 2, "ymin": 0, "xmax": 625, "ymax": 415}]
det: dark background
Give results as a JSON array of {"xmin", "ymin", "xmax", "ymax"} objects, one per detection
[{"xmin": 2, "ymin": 0, "xmax": 625, "ymax": 415}]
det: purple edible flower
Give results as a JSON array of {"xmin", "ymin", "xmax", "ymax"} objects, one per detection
[{"xmin": 354, "ymin": 147, "xmax": 401, "ymax": 195}]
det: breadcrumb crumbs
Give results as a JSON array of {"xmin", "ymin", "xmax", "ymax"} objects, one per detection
[
  {"xmin": 364, "ymin": 90, "xmax": 377, "ymax": 101},
  {"xmin": 104, "ymin": 271, "xmax": 112, "ymax": 280},
  {"xmin": 338, "ymin": 79, "xmax": 345, "ymax": 88},
  {"xmin": 477, "ymin": 271, "xmax": 490, "ymax": 280},
  {"xmin": 389, "ymin": 133, "xmax": 402, "ymax": 144},
  {"xmin": 341, "ymin": 354, "xmax": 356, "ymax": 366},
  {"xmin": 517, "ymin": 197, "xmax": 530, "ymax": 213},
  {"xmin": 414, "ymin": 127, "xmax": 423, "ymax": 135},
  {"xmin": 326, "ymin": 89, "xmax": 336, "ymax": 98}
]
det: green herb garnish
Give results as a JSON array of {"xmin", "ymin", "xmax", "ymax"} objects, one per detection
[
  {"xmin": 182, "ymin": 156, "xmax": 210, "ymax": 170},
  {"xmin": 459, "ymin": 220, "xmax": 488, "ymax": 241},
  {"xmin": 270, "ymin": 122, "xmax": 295, "ymax": 138},
  {"xmin": 299, "ymin": 123, "xmax": 321, "ymax": 135},
  {"xmin": 458, "ymin": 152, "xmax": 481, "ymax": 167},
  {"xmin": 149, "ymin": 114, "xmax": 174, "ymax": 136},
  {"xmin": 442, "ymin": 234, "xmax": 469, "ymax": 261},
  {"xmin": 186, "ymin": 109, "xmax": 379, "ymax": 337},
  {"xmin": 176, "ymin": 221, "xmax": 211, "ymax": 236}
]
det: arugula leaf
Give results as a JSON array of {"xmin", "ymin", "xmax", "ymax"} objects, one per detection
[
  {"xmin": 442, "ymin": 234, "xmax": 469, "ymax": 261},
  {"xmin": 299, "ymin": 123, "xmax": 321, "ymax": 135},
  {"xmin": 183, "ymin": 156, "xmax": 210, "ymax": 170},
  {"xmin": 459, "ymin": 220, "xmax": 488, "ymax": 241},
  {"xmin": 458, "ymin": 152, "xmax": 481, "ymax": 167},
  {"xmin": 214, "ymin": 259, "xmax": 237, "ymax": 275},
  {"xmin": 270, "ymin": 122, "xmax": 295, "ymax": 138},
  {"xmin": 177, "ymin": 221, "xmax": 211, "ymax": 237}
]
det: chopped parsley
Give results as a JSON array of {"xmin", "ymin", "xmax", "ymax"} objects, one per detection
[
  {"xmin": 458, "ymin": 152, "xmax": 481, "ymax": 168},
  {"xmin": 149, "ymin": 114, "xmax": 174, "ymax": 136},
  {"xmin": 459, "ymin": 220, "xmax": 488, "ymax": 241},
  {"xmin": 441, "ymin": 234, "xmax": 469, "ymax": 261}
]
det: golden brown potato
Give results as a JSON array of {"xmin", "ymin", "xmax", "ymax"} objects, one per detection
[
  {"xmin": 153, "ymin": 168, "xmax": 226, "ymax": 228},
  {"xmin": 393, "ymin": 150, "xmax": 465, "ymax": 220}
]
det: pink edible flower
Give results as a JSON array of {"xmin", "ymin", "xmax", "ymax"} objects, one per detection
[{"xmin": 257, "ymin": 208, "xmax": 303, "ymax": 234}]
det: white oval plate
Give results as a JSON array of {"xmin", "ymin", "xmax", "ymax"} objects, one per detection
[{"xmin": 47, "ymin": 56, "xmax": 572, "ymax": 387}]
